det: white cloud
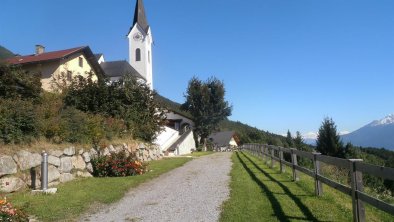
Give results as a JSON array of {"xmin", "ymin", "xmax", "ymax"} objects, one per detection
[
  {"xmin": 303, "ymin": 132, "xmax": 318, "ymax": 140},
  {"xmin": 339, "ymin": 131, "xmax": 350, "ymax": 135}
]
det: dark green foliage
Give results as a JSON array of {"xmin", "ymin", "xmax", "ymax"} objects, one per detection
[
  {"xmin": 91, "ymin": 151, "xmax": 147, "ymax": 177},
  {"xmin": 64, "ymin": 73, "xmax": 166, "ymax": 142},
  {"xmin": 316, "ymin": 117, "xmax": 345, "ymax": 157},
  {"xmin": 154, "ymin": 94, "xmax": 193, "ymax": 119},
  {"xmin": 0, "ymin": 99, "xmax": 38, "ymax": 144},
  {"xmin": 0, "ymin": 63, "xmax": 41, "ymax": 100},
  {"xmin": 182, "ymin": 77, "xmax": 232, "ymax": 146},
  {"xmin": 0, "ymin": 45, "xmax": 15, "ymax": 59},
  {"xmin": 218, "ymin": 120, "xmax": 292, "ymax": 147},
  {"xmin": 286, "ymin": 130, "xmax": 293, "ymax": 148}
]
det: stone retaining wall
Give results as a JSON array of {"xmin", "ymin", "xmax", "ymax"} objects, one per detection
[{"xmin": 0, "ymin": 143, "xmax": 162, "ymax": 193}]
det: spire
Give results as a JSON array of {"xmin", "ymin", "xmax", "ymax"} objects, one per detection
[{"xmin": 133, "ymin": 0, "xmax": 149, "ymax": 34}]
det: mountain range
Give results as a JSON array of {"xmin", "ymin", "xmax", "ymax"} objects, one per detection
[
  {"xmin": 303, "ymin": 114, "xmax": 394, "ymax": 150},
  {"xmin": 341, "ymin": 114, "xmax": 394, "ymax": 150}
]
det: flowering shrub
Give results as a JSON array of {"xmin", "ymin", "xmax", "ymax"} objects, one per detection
[
  {"xmin": 0, "ymin": 197, "xmax": 29, "ymax": 222},
  {"xmin": 91, "ymin": 151, "xmax": 148, "ymax": 177}
]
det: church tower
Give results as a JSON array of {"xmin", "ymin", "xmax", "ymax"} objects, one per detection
[{"xmin": 127, "ymin": 0, "xmax": 153, "ymax": 89}]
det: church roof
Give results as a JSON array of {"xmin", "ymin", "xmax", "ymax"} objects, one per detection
[
  {"xmin": 132, "ymin": 0, "xmax": 149, "ymax": 34},
  {"xmin": 100, "ymin": 60, "xmax": 145, "ymax": 80}
]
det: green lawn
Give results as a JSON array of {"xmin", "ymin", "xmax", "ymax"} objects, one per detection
[
  {"xmin": 220, "ymin": 151, "xmax": 393, "ymax": 222},
  {"xmin": 8, "ymin": 157, "xmax": 192, "ymax": 222}
]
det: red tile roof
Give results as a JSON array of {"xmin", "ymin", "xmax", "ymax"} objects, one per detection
[{"xmin": 5, "ymin": 46, "xmax": 85, "ymax": 65}]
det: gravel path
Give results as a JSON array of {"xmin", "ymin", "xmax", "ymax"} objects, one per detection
[{"xmin": 80, "ymin": 152, "xmax": 233, "ymax": 222}]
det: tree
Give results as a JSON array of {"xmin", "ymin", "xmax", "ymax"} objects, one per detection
[
  {"xmin": 286, "ymin": 130, "xmax": 294, "ymax": 148},
  {"xmin": 182, "ymin": 77, "xmax": 232, "ymax": 149},
  {"xmin": 294, "ymin": 131, "xmax": 304, "ymax": 150},
  {"xmin": 316, "ymin": 117, "xmax": 344, "ymax": 157},
  {"xmin": 0, "ymin": 63, "xmax": 41, "ymax": 100}
]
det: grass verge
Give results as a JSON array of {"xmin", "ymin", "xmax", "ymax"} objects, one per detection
[
  {"xmin": 220, "ymin": 151, "xmax": 393, "ymax": 222},
  {"xmin": 189, "ymin": 151, "xmax": 215, "ymax": 157},
  {"xmin": 7, "ymin": 157, "xmax": 192, "ymax": 221}
]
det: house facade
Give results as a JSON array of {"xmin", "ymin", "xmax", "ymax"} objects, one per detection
[{"xmin": 5, "ymin": 45, "xmax": 103, "ymax": 91}]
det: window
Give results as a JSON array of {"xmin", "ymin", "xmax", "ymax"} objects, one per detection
[
  {"xmin": 136, "ymin": 48, "xmax": 141, "ymax": 61},
  {"xmin": 79, "ymin": 57, "xmax": 83, "ymax": 67},
  {"xmin": 67, "ymin": 71, "xmax": 72, "ymax": 81}
]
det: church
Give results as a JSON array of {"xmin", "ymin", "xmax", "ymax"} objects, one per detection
[
  {"xmin": 5, "ymin": 0, "xmax": 196, "ymax": 155},
  {"xmin": 98, "ymin": 0, "xmax": 154, "ymax": 90}
]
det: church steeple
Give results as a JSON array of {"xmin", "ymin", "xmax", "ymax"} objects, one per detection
[
  {"xmin": 127, "ymin": 0, "xmax": 153, "ymax": 90},
  {"xmin": 132, "ymin": 0, "xmax": 149, "ymax": 34}
]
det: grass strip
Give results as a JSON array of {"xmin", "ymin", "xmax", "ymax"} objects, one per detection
[
  {"xmin": 8, "ymin": 157, "xmax": 192, "ymax": 221},
  {"xmin": 220, "ymin": 151, "xmax": 393, "ymax": 222},
  {"xmin": 189, "ymin": 151, "xmax": 215, "ymax": 157}
]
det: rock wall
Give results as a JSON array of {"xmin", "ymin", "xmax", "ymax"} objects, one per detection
[{"xmin": 0, "ymin": 143, "xmax": 162, "ymax": 193}]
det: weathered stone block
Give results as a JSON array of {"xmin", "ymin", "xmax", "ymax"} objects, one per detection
[
  {"xmin": 82, "ymin": 152, "xmax": 91, "ymax": 163},
  {"xmin": 47, "ymin": 165, "xmax": 61, "ymax": 183},
  {"xmin": 60, "ymin": 157, "xmax": 73, "ymax": 173},
  {"xmin": 0, "ymin": 155, "xmax": 17, "ymax": 176},
  {"xmin": 13, "ymin": 150, "xmax": 41, "ymax": 171},
  {"xmin": 72, "ymin": 155, "xmax": 86, "ymax": 170},
  {"xmin": 63, "ymin": 147, "xmax": 75, "ymax": 156},
  {"xmin": 86, "ymin": 163, "xmax": 93, "ymax": 173},
  {"xmin": 48, "ymin": 150, "xmax": 63, "ymax": 157},
  {"xmin": 59, "ymin": 173, "xmax": 74, "ymax": 183},
  {"xmin": 48, "ymin": 155, "xmax": 60, "ymax": 167},
  {"xmin": 76, "ymin": 171, "xmax": 93, "ymax": 178},
  {"xmin": 0, "ymin": 177, "xmax": 26, "ymax": 193}
]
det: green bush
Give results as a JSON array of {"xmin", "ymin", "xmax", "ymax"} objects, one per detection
[
  {"xmin": 64, "ymin": 73, "xmax": 166, "ymax": 142},
  {"xmin": 0, "ymin": 63, "xmax": 41, "ymax": 100},
  {"xmin": 0, "ymin": 99, "xmax": 38, "ymax": 144},
  {"xmin": 91, "ymin": 151, "xmax": 148, "ymax": 177}
]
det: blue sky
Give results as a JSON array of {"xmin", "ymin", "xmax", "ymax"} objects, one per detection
[{"xmin": 1, "ymin": 0, "xmax": 393, "ymax": 137}]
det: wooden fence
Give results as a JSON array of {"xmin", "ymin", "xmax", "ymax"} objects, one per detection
[{"xmin": 241, "ymin": 143, "xmax": 394, "ymax": 222}]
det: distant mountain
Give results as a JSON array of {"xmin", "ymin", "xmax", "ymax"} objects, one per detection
[
  {"xmin": 342, "ymin": 114, "xmax": 394, "ymax": 150},
  {"xmin": 0, "ymin": 45, "xmax": 15, "ymax": 60}
]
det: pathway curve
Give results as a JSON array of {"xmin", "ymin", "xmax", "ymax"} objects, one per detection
[{"xmin": 80, "ymin": 152, "xmax": 232, "ymax": 222}]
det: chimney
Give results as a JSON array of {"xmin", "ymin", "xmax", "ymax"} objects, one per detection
[{"xmin": 35, "ymin": 45, "xmax": 45, "ymax": 55}]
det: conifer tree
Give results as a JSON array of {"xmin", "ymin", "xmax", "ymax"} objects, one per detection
[
  {"xmin": 286, "ymin": 130, "xmax": 294, "ymax": 148},
  {"xmin": 316, "ymin": 117, "xmax": 344, "ymax": 157},
  {"xmin": 294, "ymin": 131, "xmax": 304, "ymax": 150}
]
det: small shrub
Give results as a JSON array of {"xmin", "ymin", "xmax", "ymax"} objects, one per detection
[
  {"xmin": 0, "ymin": 99, "xmax": 38, "ymax": 144},
  {"xmin": 91, "ymin": 151, "xmax": 148, "ymax": 177},
  {"xmin": 0, "ymin": 197, "xmax": 29, "ymax": 222}
]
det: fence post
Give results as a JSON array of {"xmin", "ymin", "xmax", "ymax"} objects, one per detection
[
  {"xmin": 313, "ymin": 152, "xmax": 323, "ymax": 196},
  {"xmin": 270, "ymin": 146, "xmax": 275, "ymax": 168},
  {"xmin": 290, "ymin": 148, "xmax": 299, "ymax": 181},
  {"xmin": 349, "ymin": 159, "xmax": 365, "ymax": 222},
  {"xmin": 279, "ymin": 147, "xmax": 285, "ymax": 173}
]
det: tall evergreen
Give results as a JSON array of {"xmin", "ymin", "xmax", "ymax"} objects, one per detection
[
  {"xmin": 316, "ymin": 117, "xmax": 344, "ymax": 157},
  {"xmin": 286, "ymin": 130, "xmax": 294, "ymax": 148},
  {"xmin": 294, "ymin": 131, "xmax": 304, "ymax": 150}
]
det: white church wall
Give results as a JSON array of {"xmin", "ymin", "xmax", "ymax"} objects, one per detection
[
  {"xmin": 154, "ymin": 126, "xmax": 180, "ymax": 152},
  {"xmin": 174, "ymin": 131, "xmax": 196, "ymax": 156}
]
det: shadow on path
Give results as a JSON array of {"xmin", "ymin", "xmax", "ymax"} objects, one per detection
[{"xmin": 237, "ymin": 152, "xmax": 321, "ymax": 222}]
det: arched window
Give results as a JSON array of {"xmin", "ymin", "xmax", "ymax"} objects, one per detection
[{"xmin": 136, "ymin": 48, "xmax": 141, "ymax": 61}]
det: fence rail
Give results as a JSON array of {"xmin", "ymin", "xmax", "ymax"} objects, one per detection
[{"xmin": 241, "ymin": 143, "xmax": 394, "ymax": 222}]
